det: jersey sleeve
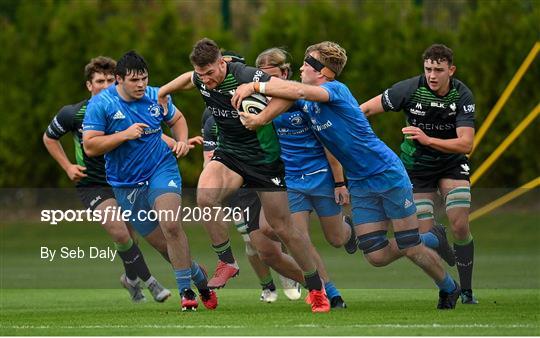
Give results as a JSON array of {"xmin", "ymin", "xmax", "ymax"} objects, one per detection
[
  {"xmin": 163, "ymin": 98, "xmax": 177, "ymax": 123},
  {"xmin": 45, "ymin": 105, "xmax": 76, "ymax": 139},
  {"xmin": 381, "ymin": 77, "xmax": 419, "ymax": 112},
  {"xmin": 202, "ymin": 115, "xmax": 218, "ymax": 151},
  {"xmin": 320, "ymin": 81, "xmax": 345, "ymax": 102},
  {"xmin": 83, "ymin": 98, "xmax": 107, "ymax": 132},
  {"xmin": 455, "ymin": 85, "xmax": 475, "ymax": 128}
]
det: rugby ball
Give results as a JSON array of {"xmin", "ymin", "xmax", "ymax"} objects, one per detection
[{"xmin": 241, "ymin": 93, "xmax": 268, "ymax": 115}]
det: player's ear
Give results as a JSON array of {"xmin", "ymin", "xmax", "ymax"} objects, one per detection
[
  {"xmin": 85, "ymin": 80, "xmax": 92, "ymax": 92},
  {"xmin": 449, "ymin": 65, "xmax": 456, "ymax": 77}
]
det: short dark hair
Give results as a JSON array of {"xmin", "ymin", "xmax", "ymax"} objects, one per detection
[
  {"xmin": 84, "ymin": 56, "xmax": 116, "ymax": 81},
  {"xmin": 190, "ymin": 38, "xmax": 221, "ymax": 67},
  {"xmin": 423, "ymin": 44, "xmax": 453, "ymax": 65},
  {"xmin": 115, "ymin": 50, "xmax": 148, "ymax": 79}
]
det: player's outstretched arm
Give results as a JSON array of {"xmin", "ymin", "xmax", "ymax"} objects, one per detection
[
  {"xmin": 360, "ymin": 94, "xmax": 385, "ymax": 117},
  {"xmin": 83, "ymin": 123, "xmax": 148, "ymax": 157},
  {"xmin": 42, "ymin": 133, "xmax": 87, "ymax": 182},
  {"xmin": 157, "ymin": 71, "xmax": 195, "ymax": 109},
  {"xmin": 166, "ymin": 109, "xmax": 193, "ymax": 158},
  {"xmin": 231, "ymin": 77, "xmax": 329, "ymax": 109},
  {"xmin": 402, "ymin": 126, "xmax": 475, "ymax": 154}
]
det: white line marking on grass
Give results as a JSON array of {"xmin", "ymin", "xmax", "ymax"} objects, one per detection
[{"xmin": 2, "ymin": 323, "xmax": 536, "ymax": 330}]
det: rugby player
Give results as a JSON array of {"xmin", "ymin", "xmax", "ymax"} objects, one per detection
[
  {"xmin": 158, "ymin": 38, "xmax": 330, "ymax": 312},
  {"xmin": 233, "ymin": 41, "xmax": 461, "ymax": 309},
  {"xmin": 82, "ymin": 51, "xmax": 217, "ymax": 311},
  {"xmin": 43, "ymin": 56, "xmax": 170, "ymax": 304},
  {"xmin": 203, "ymin": 109, "xmax": 302, "ymax": 302},
  {"xmin": 255, "ymin": 47, "xmax": 356, "ymax": 308},
  {"xmin": 360, "ymin": 44, "xmax": 477, "ymax": 304}
]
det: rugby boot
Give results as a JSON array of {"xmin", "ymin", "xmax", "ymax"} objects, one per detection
[
  {"xmin": 120, "ymin": 274, "xmax": 146, "ymax": 303},
  {"xmin": 460, "ymin": 289, "xmax": 479, "ymax": 304},
  {"xmin": 147, "ymin": 278, "xmax": 172, "ymax": 303},
  {"xmin": 196, "ymin": 264, "xmax": 218, "ymax": 309},
  {"xmin": 199, "ymin": 289, "xmax": 218, "ymax": 310},
  {"xmin": 430, "ymin": 224, "xmax": 456, "ymax": 266},
  {"xmin": 343, "ymin": 215, "xmax": 358, "ymax": 254},
  {"xmin": 260, "ymin": 288, "xmax": 278, "ymax": 303},
  {"xmin": 180, "ymin": 288, "xmax": 198, "ymax": 311},
  {"xmin": 207, "ymin": 260, "xmax": 239, "ymax": 289},
  {"xmin": 437, "ymin": 281, "xmax": 461, "ymax": 310},
  {"xmin": 330, "ymin": 295, "xmax": 347, "ymax": 309},
  {"xmin": 309, "ymin": 288, "xmax": 330, "ymax": 313},
  {"xmin": 279, "ymin": 274, "xmax": 302, "ymax": 300}
]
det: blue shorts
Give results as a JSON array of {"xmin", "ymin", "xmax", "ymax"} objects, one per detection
[
  {"xmin": 286, "ymin": 169, "xmax": 341, "ymax": 217},
  {"xmin": 113, "ymin": 161, "xmax": 182, "ymax": 236},
  {"xmin": 349, "ymin": 161, "xmax": 416, "ymax": 225}
]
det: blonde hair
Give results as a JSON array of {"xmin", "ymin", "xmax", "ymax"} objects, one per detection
[
  {"xmin": 305, "ymin": 41, "xmax": 347, "ymax": 77},
  {"xmin": 255, "ymin": 47, "xmax": 292, "ymax": 79}
]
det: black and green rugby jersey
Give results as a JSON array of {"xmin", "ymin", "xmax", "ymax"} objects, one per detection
[
  {"xmin": 45, "ymin": 100, "xmax": 108, "ymax": 187},
  {"xmin": 192, "ymin": 62, "xmax": 281, "ymax": 165},
  {"xmin": 381, "ymin": 75, "xmax": 475, "ymax": 172}
]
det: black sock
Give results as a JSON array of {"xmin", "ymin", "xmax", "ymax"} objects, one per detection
[
  {"xmin": 454, "ymin": 239, "xmax": 474, "ymax": 290},
  {"xmin": 212, "ymin": 240, "xmax": 235, "ymax": 264},
  {"xmin": 261, "ymin": 280, "xmax": 276, "ymax": 291},
  {"xmin": 304, "ymin": 270, "xmax": 323, "ymax": 291},
  {"xmin": 117, "ymin": 241, "xmax": 152, "ymax": 282}
]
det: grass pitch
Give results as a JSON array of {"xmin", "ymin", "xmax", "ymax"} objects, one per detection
[
  {"xmin": 1, "ymin": 288, "xmax": 539, "ymax": 336},
  {"xmin": 1, "ymin": 204, "xmax": 539, "ymax": 335}
]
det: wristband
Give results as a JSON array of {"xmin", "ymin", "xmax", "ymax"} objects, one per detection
[
  {"xmin": 259, "ymin": 82, "xmax": 267, "ymax": 94},
  {"xmin": 334, "ymin": 181, "xmax": 346, "ymax": 188},
  {"xmin": 253, "ymin": 82, "xmax": 260, "ymax": 93}
]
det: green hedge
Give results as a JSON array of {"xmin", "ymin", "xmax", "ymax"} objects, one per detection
[{"xmin": 0, "ymin": 0, "xmax": 538, "ymax": 188}]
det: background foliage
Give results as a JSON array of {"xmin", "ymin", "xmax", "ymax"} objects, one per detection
[{"xmin": 0, "ymin": 0, "xmax": 538, "ymax": 188}]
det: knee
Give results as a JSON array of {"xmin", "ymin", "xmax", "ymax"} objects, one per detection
[
  {"xmin": 160, "ymin": 222, "xmax": 181, "ymax": 239},
  {"xmin": 364, "ymin": 252, "xmax": 391, "ymax": 267},
  {"xmin": 326, "ymin": 234, "xmax": 342, "ymax": 248},
  {"xmin": 450, "ymin": 225, "xmax": 470, "ymax": 241},
  {"xmin": 197, "ymin": 191, "xmax": 219, "ymax": 208},
  {"xmin": 258, "ymin": 248, "xmax": 280, "ymax": 266},
  {"xmin": 261, "ymin": 226, "xmax": 277, "ymax": 239},
  {"xmin": 102, "ymin": 222, "xmax": 130, "ymax": 243},
  {"xmin": 269, "ymin": 222, "xmax": 290, "ymax": 239}
]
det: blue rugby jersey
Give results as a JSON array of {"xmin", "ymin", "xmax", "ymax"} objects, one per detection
[
  {"xmin": 83, "ymin": 85, "xmax": 177, "ymax": 187},
  {"xmin": 273, "ymin": 108, "xmax": 329, "ymax": 176},
  {"xmin": 294, "ymin": 80, "xmax": 399, "ymax": 180}
]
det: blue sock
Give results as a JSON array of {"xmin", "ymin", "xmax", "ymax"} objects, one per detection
[
  {"xmin": 324, "ymin": 281, "xmax": 340, "ymax": 299},
  {"xmin": 174, "ymin": 268, "xmax": 191, "ymax": 295},
  {"xmin": 190, "ymin": 261, "xmax": 206, "ymax": 289},
  {"xmin": 436, "ymin": 272, "xmax": 456, "ymax": 293},
  {"xmin": 420, "ymin": 232, "xmax": 439, "ymax": 249}
]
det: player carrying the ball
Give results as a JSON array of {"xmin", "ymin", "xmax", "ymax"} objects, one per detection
[{"xmin": 158, "ymin": 38, "xmax": 331, "ymax": 313}]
